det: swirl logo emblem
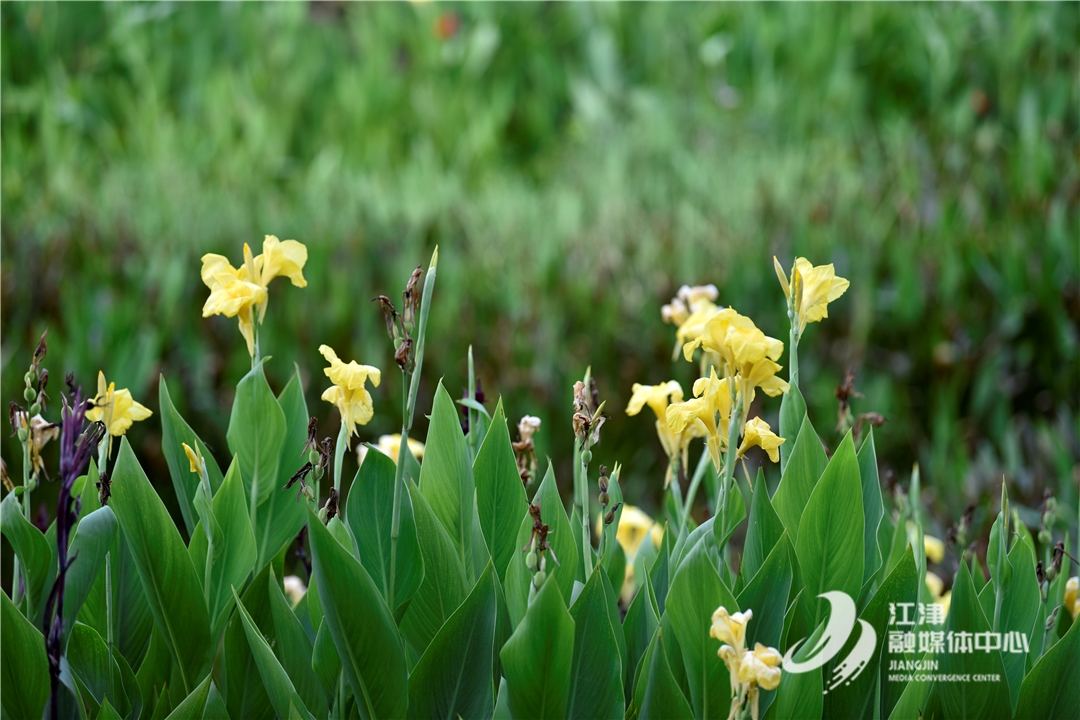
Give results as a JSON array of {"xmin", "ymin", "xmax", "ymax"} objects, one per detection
[{"xmin": 783, "ymin": 591, "xmax": 877, "ymax": 693}]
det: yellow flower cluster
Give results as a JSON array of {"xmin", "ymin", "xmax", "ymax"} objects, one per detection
[
  {"xmin": 358, "ymin": 434, "xmax": 426, "ymax": 466},
  {"xmin": 711, "ymin": 606, "xmax": 782, "ymax": 720},
  {"xmin": 625, "ymin": 381, "xmax": 705, "ymax": 486},
  {"xmin": 319, "ymin": 345, "xmax": 381, "ymax": 444},
  {"xmin": 200, "ymin": 235, "xmax": 308, "ymax": 356},
  {"xmin": 662, "ymin": 284, "xmax": 721, "ymax": 352},
  {"xmin": 86, "ymin": 371, "xmax": 153, "ymax": 437}
]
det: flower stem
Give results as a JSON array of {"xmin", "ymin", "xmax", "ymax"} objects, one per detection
[
  {"xmin": 718, "ymin": 396, "xmax": 743, "ymax": 544},
  {"xmin": 578, "ymin": 450, "xmax": 593, "ymax": 579}
]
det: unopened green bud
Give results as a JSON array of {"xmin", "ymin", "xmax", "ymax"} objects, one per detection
[
  {"xmin": 24, "ymin": 372, "xmax": 33, "ymax": 385},
  {"xmin": 314, "ymin": 465, "xmax": 325, "ymax": 481},
  {"xmin": 302, "ymin": 485, "xmax": 316, "ymax": 503},
  {"xmin": 23, "ymin": 387, "xmax": 37, "ymax": 403},
  {"xmin": 29, "ymin": 403, "xmax": 41, "ymax": 416},
  {"xmin": 533, "ymin": 570, "xmax": 546, "ymax": 588},
  {"xmin": 309, "ymin": 449, "xmax": 320, "ymax": 465},
  {"xmin": 1038, "ymin": 529, "xmax": 1052, "ymax": 545},
  {"xmin": 526, "ymin": 551, "xmax": 538, "ymax": 570},
  {"xmin": 317, "ymin": 508, "xmax": 328, "ymax": 523},
  {"xmin": 17, "ymin": 428, "xmax": 28, "ymax": 442},
  {"xmin": 580, "ymin": 449, "xmax": 592, "ymax": 464},
  {"xmin": 599, "ymin": 491, "xmax": 609, "ymax": 506}
]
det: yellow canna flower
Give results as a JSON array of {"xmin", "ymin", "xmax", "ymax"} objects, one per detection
[
  {"xmin": 738, "ymin": 643, "xmax": 783, "ymax": 691},
  {"xmin": 85, "ymin": 371, "xmax": 153, "ymax": 437},
  {"xmin": 682, "ymin": 308, "xmax": 789, "ymax": 414},
  {"xmin": 611, "ymin": 505, "xmax": 663, "ymax": 559},
  {"xmin": 319, "ymin": 345, "xmax": 381, "ymax": 444},
  {"xmin": 283, "ymin": 575, "xmax": 307, "ymax": 606},
  {"xmin": 924, "ymin": 535, "xmax": 945, "ymax": 564},
  {"xmin": 620, "ymin": 560, "xmax": 637, "ymax": 607},
  {"xmin": 663, "ymin": 284, "xmax": 722, "ymax": 358},
  {"xmin": 666, "ymin": 369, "xmax": 732, "ymax": 470},
  {"xmin": 737, "ymin": 418, "xmax": 785, "ymax": 463},
  {"xmin": 359, "ymin": 434, "xmax": 426, "ymax": 466},
  {"xmin": 182, "ymin": 442, "xmax": 202, "ymax": 474},
  {"xmin": 776, "ymin": 257, "xmax": 850, "ymax": 336},
  {"xmin": 925, "ymin": 571, "xmax": 951, "ymax": 618},
  {"xmin": 1064, "ymin": 577, "xmax": 1078, "ymax": 620},
  {"xmin": 200, "ymin": 235, "xmax": 307, "ymax": 356},
  {"xmin": 627, "ymin": 381, "xmax": 705, "ymax": 485},
  {"xmin": 710, "ymin": 606, "xmax": 752, "ymax": 656}
]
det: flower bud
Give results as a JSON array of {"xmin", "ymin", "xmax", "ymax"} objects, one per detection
[
  {"xmin": 29, "ymin": 403, "xmax": 41, "ymax": 417},
  {"xmin": 302, "ymin": 484, "xmax": 316, "ymax": 503},
  {"xmin": 17, "ymin": 427, "xmax": 28, "ymax": 442},
  {"xmin": 533, "ymin": 570, "xmax": 546, "ymax": 588},
  {"xmin": 599, "ymin": 491, "xmax": 609, "ymax": 506},
  {"xmin": 580, "ymin": 449, "xmax": 592, "ymax": 464},
  {"xmin": 24, "ymin": 372, "xmax": 33, "ymax": 385},
  {"xmin": 526, "ymin": 551, "xmax": 537, "ymax": 570},
  {"xmin": 1038, "ymin": 529, "xmax": 1052, "ymax": 545},
  {"xmin": 23, "ymin": 387, "xmax": 37, "ymax": 403}
]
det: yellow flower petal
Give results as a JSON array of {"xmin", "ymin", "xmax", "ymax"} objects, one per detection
[
  {"xmin": 792, "ymin": 257, "xmax": 849, "ymax": 333},
  {"xmin": 737, "ymin": 417, "xmax": 785, "ymax": 463},
  {"xmin": 85, "ymin": 372, "xmax": 153, "ymax": 437},
  {"xmin": 924, "ymin": 535, "xmax": 945, "ymax": 564}
]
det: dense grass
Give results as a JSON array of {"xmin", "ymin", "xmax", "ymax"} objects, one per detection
[{"xmin": 2, "ymin": 2, "xmax": 1078, "ymax": 543}]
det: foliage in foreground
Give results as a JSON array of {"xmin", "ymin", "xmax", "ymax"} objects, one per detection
[{"xmin": 2, "ymin": 244, "xmax": 1078, "ymax": 720}]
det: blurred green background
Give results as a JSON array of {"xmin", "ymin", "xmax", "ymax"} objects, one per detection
[{"xmin": 2, "ymin": 2, "xmax": 1078, "ymax": 545}]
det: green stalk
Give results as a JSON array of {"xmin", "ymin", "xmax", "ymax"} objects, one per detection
[
  {"xmin": 788, "ymin": 326, "xmax": 800, "ymax": 389},
  {"xmin": 578, "ymin": 449, "xmax": 592, "ymax": 579},
  {"xmin": 106, "ymin": 552, "xmax": 115, "ymax": 671},
  {"xmin": 390, "ymin": 247, "xmax": 438, "ymax": 604},
  {"xmin": 13, "ymin": 439, "xmax": 30, "ymax": 604},
  {"xmin": 679, "ymin": 449, "xmax": 712, "ymax": 530},
  {"xmin": 718, "ymin": 395, "xmax": 743, "ymax": 542}
]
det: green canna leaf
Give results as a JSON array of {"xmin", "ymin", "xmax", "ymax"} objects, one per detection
[
  {"xmin": 408, "ymin": 563, "xmax": 498, "ymax": 720},
  {"xmin": 638, "ymin": 627, "xmax": 693, "ymax": 720},
  {"xmin": 267, "ymin": 568, "xmax": 328, "ymax": 719},
  {"xmin": 771, "ymin": 415, "xmax": 828, "ymax": 544},
  {"xmin": 566, "ymin": 568, "xmax": 624, "ymax": 720},
  {"xmin": 1015, "ymin": 613, "xmax": 1079, "ymax": 719},
  {"xmin": 226, "ymin": 360, "xmax": 286, "ymax": 516},
  {"xmin": 419, "ymin": 382, "xmax": 476, "ymax": 581},
  {"xmin": 232, "ymin": 588, "xmax": 315, "ymax": 720},
  {"xmin": 400, "ymin": 477, "xmax": 469, "ymax": 657},
  {"xmin": 162, "ymin": 673, "xmax": 212, "ymax": 720},
  {"xmin": 622, "ymin": 566, "xmax": 660, "ymax": 706},
  {"xmin": 346, "ymin": 443, "xmax": 424, "ymax": 613},
  {"xmin": 309, "ymin": 506, "xmax": 408, "ymax": 720},
  {"xmin": 795, "ymin": 432, "xmax": 864, "ymax": 630},
  {"xmin": 311, "ymin": 619, "xmax": 341, "ymax": 701},
  {"xmin": 737, "ymin": 532, "xmax": 794, "ymax": 652},
  {"xmin": 1, "ymin": 491, "xmax": 54, "ymax": 625},
  {"xmin": 473, "ymin": 400, "xmax": 530, "ymax": 583},
  {"xmin": 253, "ymin": 369, "xmax": 310, "ymax": 570},
  {"xmin": 741, "ymin": 468, "xmax": 785, "ymax": 584},
  {"xmin": 665, "ymin": 541, "xmax": 738, "ymax": 720},
  {"xmin": 858, "ymin": 429, "xmax": 885, "ymax": 587},
  {"xmin": 109, "ymin": 437, "xmax": 211, "ymax": 695},
  {"xmin": 500, "ymin": 578, "xmax": 575, "ymax": 720},
  {"xmin": 63, "ymin": 506, "xmax": 117, "ymax": 646},
  {"xmin": 777, "ymin": 383, "xmax": 807, "ymax": 474},
  {"xmin": 1, "ymin": 589, "xmax": 49, "ymax": 720},
  {"xmin": 188, "ymin": 456, "xmax": 258, "ymax": 642},
  {"xmin": 159, "ymin": 375, "xmax": 225, "ymax": 537},
  {"xmin": 221, "ymin": 561, "xmax": 276, "ymax": 720}
]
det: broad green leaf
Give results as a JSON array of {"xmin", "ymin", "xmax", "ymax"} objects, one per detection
[
  {"xmin": 763, "ymin": 621, "xmax": 824, "ymax": 720},
  {"xmin": 97, "ymin": 698, "xmax": 123, "ymax": 720},
  {"xmin": 232, "ymin": 589, "xmax": 315, "ymax": 720},
  {"xmin": 823, "ymin": 547, "xmax": 917, "ymax": 720},
  {"xmin": 68, "ymin": 622, "xmax": 130, "ymax": 718},
  {"xmin": 419, "ymin": 382, "xmax": 475, "ymax": 577},
  {"xmin": 737, "ymin": 533, "xmax": 793, "ymax": 651},
  {"xmin": 136, "ymin": 627, "xmax": 172, "ymax": 720},
  {"xmin": 598, "ymin": 569, "xmax": 627, "ymax": 686},
  {"xmin": 253, "ymin": 370, "xmax": 310, "ymax": 570},
  {"xmin": 110, "ymin": 438, "xmax": 210, "ymax": 695},
  {"xmin": 226, "ymin": 360, "xmax": 286, "ymax": 513},
  {"xmin": 1, "ymin": 491, "xmax": 52, "ymax": 623},
  {"xmin": 203, "ymin": 682, "xmax": 230, "ymax": 720},
  {"xmin": 623, "ymin": 569, "xmax": 660, "ymax": 706},
  {"xmin": 778, "ymin": 383, "xmax": 807, "ymax": 473},
  {"xmin": 500, "ymin": 578, "xmax": 575, "ymax": 720},
  {"xmin": 1, "ymin": 589, "xmax": 49, "ymax": 720},
  {"xmin": 408, "ymin": 563, "xmax": 498, "ymax": 720},
  {"xmin": 649, "ymin": 529, "xmax": 673, "ymax": 616},
  {"xmin": 346, "ymin": 445, "xmax": 424, "ymax": 613},
  {"xmin": 771, "ymin": 416, "xmax": 828, "ymax": 543},
  {"xmin": 795, "ymin": 432, "xmax": 864, "ymax": 629},
  {"xmin": 474, "ymin": 400, "xmax": 529, "ymax": 582},
  {"xmin": 400, "ymin": 478, "xmax": 468, "ymax": 657},
  {"xmin": 221, "ymin": 561, "xmax": 275, "ymax": 720},
  {"xmin": 504, "ymin": 462, "xmax": 580, "ymax": 628},
  {"xmin": 928, "ymin": 561, "xmax": 1011, "ymax": 719},
  {"xmin": 63, "ymin": 507, "xmax": 118, "ymax": 645},
  {"xmin": 189, "ymin": 457, "xmax": 258, "ymax": 641},
  {"xmin": 670, "ymin": 517, "xmax": 716, "ymax": 583},
  {"xmin": 858, "ymin": 429, "xmax": 884, "ymax": 586},
  {"xmin": 268, "ymin": 569, "xmax": 328, "ymax": 719},
  {"xmin": 976, "ymin": 539, "xmax": 1040, "ymax": 712},
  {"xmin": 112, "ymin": 652, "xmax": 142, "ymax": 720},
  {"xmin": 666, "ymin": 542, "xmax": 738, "ymax": 720},
  {"xmin": 163, "ymin": 674, "xmax": 212, "ymax": 720},
  {"xmin": 308, "ymin": 507, "xmax": 408, "ymax": 720},
  {"xmin": 741, "ymin": 469, "xmax": 785, "ymax": 583},
  {"xmin": 713, "ymin": 482, "xmax": 747, "ymax": 551},
  {"xmin": 1016, "ymin": 614, "xmax": 1079, "ymax": 719},
  {"xmin": 567, "ymin": 569, "xmax": 623, "ymax": 720},
  {"xmin": 159, "ymin": 375, "xmax": 225, "ymax": 536},
  {"xmin": 639, "ymin": 627, "xmax": 694, "ymax": 720},
  {"xmin": 311, "ymin": 619, "xmax": 341, "ymax": 701},
  {"xmin": 493, "ymin": 677, "xmax": 511, "ymax": 720}
]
